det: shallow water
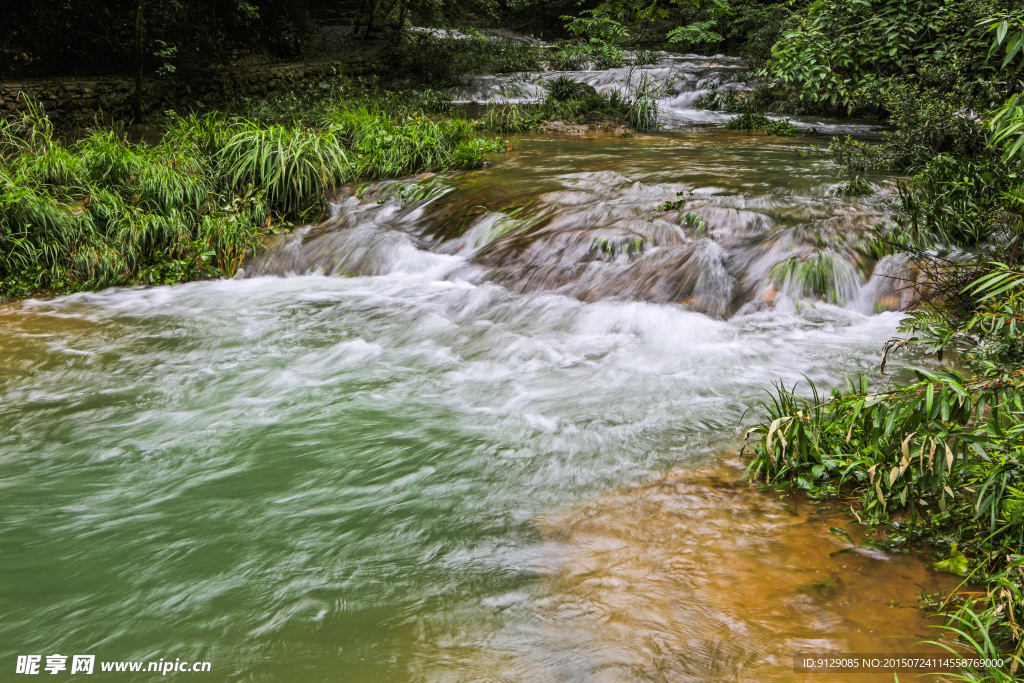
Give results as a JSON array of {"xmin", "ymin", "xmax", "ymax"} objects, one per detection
[
  {"xmin": 0, "ymin": 115, "xmax": 956, "ymax": 680},
  {"xmin": 0, "ymin": 268, "xmax": 942, "ymax": 681},
  {"xmin": 414, "ymin": 459, "xmax": 962, "ymax": 682}
]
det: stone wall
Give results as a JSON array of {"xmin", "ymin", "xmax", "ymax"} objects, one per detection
[{"xmin": 0, "ymin": 57, "xmax": 380, "ymax": 128}]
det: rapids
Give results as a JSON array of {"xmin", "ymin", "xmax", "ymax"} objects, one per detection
[
  {"xmin": 448, "ymin": 49, "xmax": 883, "ymax": 135},
  {"xmin": 0, "ymin": 57, "xmax": 955, "ymax": 682}
]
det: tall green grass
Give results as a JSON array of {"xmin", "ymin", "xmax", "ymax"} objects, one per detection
[
  {"xmin": 1, "ymin": 111, "xmax": 268, "ymax": 295},
  {"xmin": 545, "ymin": 76, "xmax": 596, "ymax": 102},
  {"xmin": 0, "ymin": 91, "xmax": 507, "ymax": 299},
  {"xmin": 219, "ymin": 122, "xmax": 349, "ymax": 222}
]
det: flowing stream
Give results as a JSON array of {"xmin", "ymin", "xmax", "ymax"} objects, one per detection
[{"xmin": 0, "ymin": 59, "xmax": 959, "ymax": 682}]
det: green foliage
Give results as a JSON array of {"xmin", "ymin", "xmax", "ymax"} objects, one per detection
[
  {"xmin": 545, "ymin": 75, "xmax": 597, "ymax": 102},
  {"xmin": 764, "ymin": 0, "xmax": 999, "ymax": 114},
  {"xmin": 229, "ymin": 76, "xmax": 506, "ymax": 180},
  {"xmin": 0, "ymin": 112, "xmax": 267, "ymax": 296},
  {"xmin": 590, "ymin": 234, "xmax": 645, "ymax": 258},
  {"xmin": 983, "ymin": 12, "xmax": 1024, "ymax": 73},
  {"xmin": 389, "ymin": 32, "xmax": 543, "ymax": 87},
  {"xmin": 0, "ymin": 0, "xmax": 311, "ymax": 78},
  {"xmin": 991, "ymin": 93, "xmax": 1024, "ymax": 164},
  {"xmin": 0, "ymin": 88, "xmax": 507, "ymax": 299},
  {"xmin": 835, "ymin": 174, "xmax": 873, "ymax": 196},
  {"xmin": 335, "ymin": 108, "xmax": 502, "ymax": 178},
  {"xmin": 925, "ymin": 601, "xmax": 1024, "ymax": 682},
  {"xmin": 658, "ymin": 195, "xmax": 687, "ymax": 212},
  {"xmin": 724, "ymin": 112, "xmax": 796, "ymax": 136},
  {"xmin": 680, "ymin": 210, "xmax": 710, "ymax": 236},
  {"xmin": 623, "ymin": 73, "xmax": 661, "ymax": 132},
  {"xmin": 376, "ymin": 177, "xmax": 454, "ymax": 208},
  {"xmin": 768, "ymin": 250, "xmax": 845, "ymax": 302},
  {"xmin": 933, "ymin": 545, "xmax": 971, "ymax": 576},
  {"xmin": 218, "ymin": 122, "xmax": 349, "ymax": 222},
  {"xmin": 825, "ymin": 71, "xmax": 1001, "ymax": 173},
  {"xmin": 880, "ymin": 153, "xmax": 1023, "ymax": 256},
  {"xmin": 632, "ymin": 49, "xmax": 660, "ymax": 66},
  {"xmin": 476, "ymin": 104, "xmax": 539, "ymax": 134},
  {"xmin": 987, "ymin": 11, "xmax": 1024, "ymax": 166},
  {"xmin": 475, "ymin": 75, "xmax": 660, "ymax": 133},
  {"xmin": 545, "ymin": 43, "xmax": 593, "ymax": 71},
  {"xmin": 549, "ymin": 0, "xmax": 784, "ymax": 65},
  {"xmin": 561, "ymin": 5, "xmax": 635, "ymax": 69},
  {"xmin": 667, "ymin": 18, "xmax": 722, "ymax": 49}
]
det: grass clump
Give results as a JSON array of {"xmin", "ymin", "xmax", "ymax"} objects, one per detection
[
  {"xmin": 235, "ymin": 77, "xmax": 506, "ymax": 179},
  {"xmin": 333, "ymin": 107, "xmax": 500, "ymax": 178},
  {"xmin": 476, "ymin": 72, "xmax": 661, "ymax": 134},
  {"xmin": 725, "ymin": 112, "xmax": 797, "ymax": 136},
  {"xmin": 219, "ymin": 122, "xmax": 349, "ymax": 223},
  {"xmin": 623, "ymin": 74, "xmax": 661, "ymax": 132},
  {"xmin": 632, "ymin": 49, "xmax": 660, "ymax": 66},
  {"xmin": 476, "ymin": 104, "xmax": 539, "ymax": 134},
  {"xmin": 767, "ymin": 250, "xmax": 845, "ymax": 303},
  {"xmin": 0, "ymin": 89, "xmax": 507, "ymax": 299},
  {"xmin": 545, "ymin": 75, "xmax": 597, "ymax": 102},
  {"xmin": 679, "ymin": 211, "xmax": 711, "ymax": 237},
  {"xmin": 835, "ymin": 174, "xmax": 874, "ymax": 196}
]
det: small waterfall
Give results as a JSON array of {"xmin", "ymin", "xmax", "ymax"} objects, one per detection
[
  {"xmin": 445, "ymin": 39, "xmax": 886, "ymax": 135},
  {"xmin": 852, "ymin": 253, "xmax": 929, "ymax": 314},
  {"xmin": 247, "ymin": 154, "xmax": 898, "ymax": 320},
  {"xmin": 246, "ymin": 178, "xmax": 458, "ymax": 278},
  {"xmin": 448, "ymin": 51, "xmax": 753, "ymax": 128}
]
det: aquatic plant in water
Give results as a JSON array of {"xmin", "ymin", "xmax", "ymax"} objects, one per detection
[{"xmin": 725, "ymin": 112, "xmax": 797, "ymax": 136}]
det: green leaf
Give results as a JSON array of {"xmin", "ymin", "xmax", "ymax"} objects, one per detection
[
  {"xmin": 933, "ymin": 547, "xmax": 969, "ymax": 576},
  {"xmin": 829, "ymin": 527, "xmax": 855, "ymax": 545}
]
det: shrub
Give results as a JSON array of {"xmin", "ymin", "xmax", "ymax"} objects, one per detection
[
  {"xmin": 826, "ymin": 71, "xmax": 1002, "ymax": 172},
  {"xmin": 545, "ymin": 43, "xmax": 591, "ymax": 71},
  {"xmin": 763, "ymin": 0, "xmax": 997, "ymax": 114},
  {"xmin": 724, "ymin": 112, "xmax": 796, "ymax": 136}
]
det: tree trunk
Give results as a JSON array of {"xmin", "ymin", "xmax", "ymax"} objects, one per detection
[
  {"xmin": 134, "ymin": 0, "xmax": 145, "ymax": 123},
  {"xmin": 395, "ymin": 0, "xmax": 409, "ymax": 36},
  {"xmin": 364, "ymin": 0, "xmax": 378, "ymax": 37}
]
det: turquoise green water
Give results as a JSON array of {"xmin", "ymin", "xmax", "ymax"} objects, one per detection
[{"xmin": 1, "ymin": 133, "xmax": 942, "ymax": 681}]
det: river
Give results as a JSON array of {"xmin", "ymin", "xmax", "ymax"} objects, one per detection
[{"xmin": 0, "ymin": 54, "xmax": 960, "ymax": 682}]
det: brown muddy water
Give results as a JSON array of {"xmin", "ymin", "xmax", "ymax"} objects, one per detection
[{"xmin": 0, "ymin": 130, "xmax": 960, "ymax": 682}]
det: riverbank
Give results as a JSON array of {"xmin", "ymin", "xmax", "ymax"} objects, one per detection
[{"xmin": 0, "ymin": 83, "xmax": 510, "ymax": 301}]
